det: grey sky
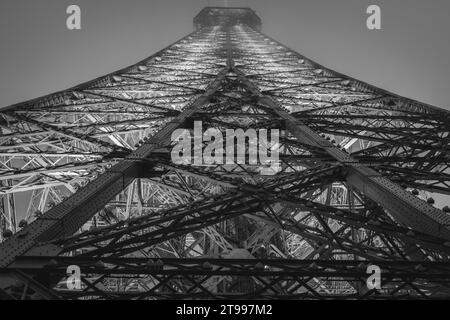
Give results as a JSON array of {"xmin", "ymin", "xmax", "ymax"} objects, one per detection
[{"xmin": 0, "ymin": 0, "xmax": 449, "ymax": 112}]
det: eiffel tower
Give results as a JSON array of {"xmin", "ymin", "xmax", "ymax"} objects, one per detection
[{"xmin": 1, "ymin": 7, "xmax": 450, "ymax": 300}]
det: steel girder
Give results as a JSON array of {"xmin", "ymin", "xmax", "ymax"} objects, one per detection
[
  {"xmin": 5, "ymin": 257, "xmax": 450, "ymax": 300},
  {"xmin": 0, "ymin": 7, "xmax": 450, "ymax": 300}
]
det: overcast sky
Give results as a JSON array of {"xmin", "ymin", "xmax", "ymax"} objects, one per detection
[{"xmin": 1, "ymin": 0, "xmax": 450, "ymax": 111}]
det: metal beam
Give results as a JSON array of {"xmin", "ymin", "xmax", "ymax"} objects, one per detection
[{"xmin": 234, "ymin": 69, "xmax": 450, "ymax": 240}]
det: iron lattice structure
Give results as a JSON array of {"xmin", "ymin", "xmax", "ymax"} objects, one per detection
[{"xmin": 1, "ymin": 7, "xmax": 450, "ymax": 300}]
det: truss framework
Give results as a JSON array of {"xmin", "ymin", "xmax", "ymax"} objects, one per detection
[{"xmin": 0, "ymin": 7, "xmax": 450, "ymax": 300}]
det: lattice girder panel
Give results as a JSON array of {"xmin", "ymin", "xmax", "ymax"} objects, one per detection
[{"xmin": 1, "ymin": 7, "xmax": 450, "ymax": 300}]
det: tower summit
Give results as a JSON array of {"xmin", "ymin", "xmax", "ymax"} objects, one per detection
[
  {"xmin": 0, "ymin": 7, "xmax": 450, "ymax": 299},
  {"xmin": 194, "ymin": 7, "xmax": 261, "ymax": 30}
]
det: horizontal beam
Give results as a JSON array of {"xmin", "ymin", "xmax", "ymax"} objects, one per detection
[{"xmin": 7, "ymin": 257, "xmax": 450, "ymax": 299}]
